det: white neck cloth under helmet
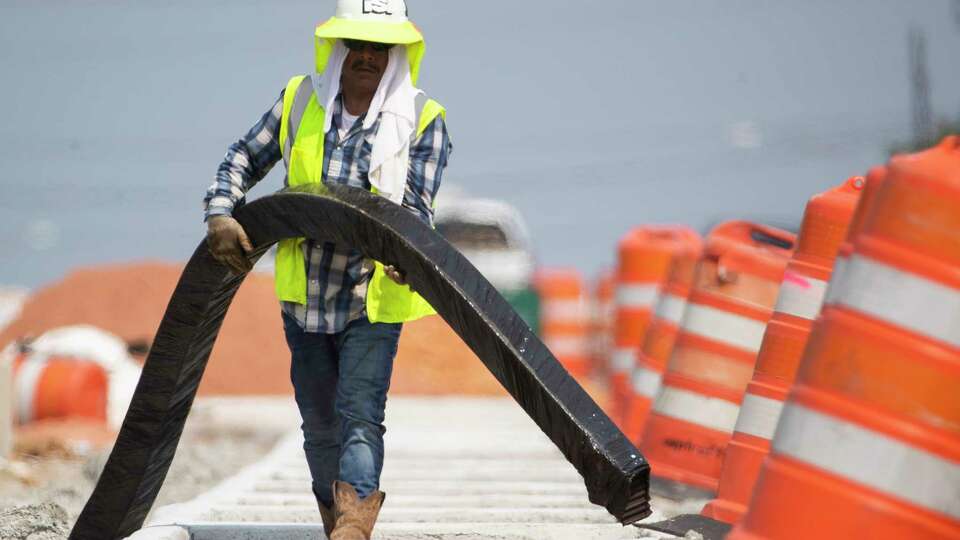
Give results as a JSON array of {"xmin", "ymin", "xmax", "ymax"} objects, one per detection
[{"xmin": 312, "ymin": 40, "xmax": 423, "ymax": 205}]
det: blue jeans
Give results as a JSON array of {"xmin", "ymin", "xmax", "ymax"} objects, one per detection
[{"xmin": 282, "ymin": 312, "xmax": 402, "ymax": 506}]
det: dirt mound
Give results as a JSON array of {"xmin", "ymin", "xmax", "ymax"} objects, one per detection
[
  {"xmin": 14, "ymin": 420, "xmax": 118, "ymax": 459},
  {"xmin": 0, "ymin": 502, "xmax": 70, "ymax": 540},
  {"xmin": 1, "ymin": 262, "xmax": 513, "ymax": 396}
]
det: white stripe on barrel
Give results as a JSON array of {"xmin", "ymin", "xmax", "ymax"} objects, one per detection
[
  {"xmin": 14, "ymin": 353, "xmax": 47, "ymax": 424},
  {"xmin": 681, "ymin": 303, "xmax": 768, "ymax": 353},
  {"xmin": 652, "ymin": 386, "xmax": 741, "ymax": 433},
  {"xmin": 544, "ymin": 336, "xmax": 589, "ymax": 358},
  {"xmin": 616, "ymin": 284, "xmax": 660, "ymax": 309},
  {"xmin": 775, "ymin": 271, "xmax": 829, "ymax": 320},
  {"xmin": 774, "ymin": 403, "xmax": 960, "ymax": 520},
  {"xmin": 540, "ymin": 299, "xmax": 589, "ymax": 325},
  {"xmin": 825, "ymin": 254, "xmax": 960, "ymax": 348},
  {"xmin": 611, "ymin": 348, "xmax": 635, "ymax": 374},
  {"xmin": 631, "ymin": 365, "xmax": 663, "ymax": 399},
  {"xmin": 654, "ymin": 293, "xmax": 687, "ymax": 325},
  {"xmin": 734, "ymin": 393, "xmax": 785, "ymax": 440}
]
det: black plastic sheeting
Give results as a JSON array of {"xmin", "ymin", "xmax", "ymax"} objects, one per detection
[{"xmin": 70, "ymin": 184, "xmax": 651, "ymax": 539}]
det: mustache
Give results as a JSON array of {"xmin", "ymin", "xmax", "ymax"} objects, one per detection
[{"xmin": 351, "ymin": 60, "xmax": 379, "ymax": 72}]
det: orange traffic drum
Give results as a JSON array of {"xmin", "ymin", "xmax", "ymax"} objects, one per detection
[
  {"xmin": 731, "ymin": 137, "xmax": 960, "ymax": 540},
  {"xmin": 12, "ymin": 353, "xmax": 109, "ymax": 425},
  {"xmin": 640, "ymin": 221, "xmax": 795, "ymax": 494},
  {"xmin": 621, "ymin": 230, "xmax": 702, "ymax": 443},
  {"xmin": 589, "ymin": 270, "xmax": 616, "ymax": 378},
  {"xmin": 703, "ymin": 177, "xmax": 864, "ymax": 524},
  {"xmin": 609, "ymin": 227, "xmax": 700, "ymax": 427},
  {"xmin": 535, "ymin": 268, "xmax": 591, "ymax": 378}
]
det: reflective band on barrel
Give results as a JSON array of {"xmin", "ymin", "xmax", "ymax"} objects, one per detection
[
  {"xmin": 681, "ymin": 303, "xmax": 768, "ymax": 353},
  {"xmin": 774, "ymin": 403, "xmax": 960, "ymax": 519},
  {"xmin": 654, "ymin": 293, "xmax": 687, "ymax": 325},
  {"xmin": 775, "ymin": 272, "xmax": 829, "ymax": 320},
  {"xmin": 541, "ymin": 300, "xmax": 588, "ymax": 325},
  {"xmin": 734, "ymin": 393, "xmax": 785, "ymax": 440},
  {"xmin": 14, "ymin": 353, "xmax": 46, "ymax": 424},
  {"xmin": 653, "ymin": 386, "xmax": 741, "ymax": 433},
  {"xmin": 631, "ymin": 365, "xmax": 663, "ymax": 399},
  {"xmin": 611, "ymin": 348, "xmax": 635, "ymax": 373},
  {"xmin": 825, "ymin": 254, "xmax": 960, "ymax": 348},
  {"xmin": 616, "ymin": 284, "xmax": 660, "ymax": 309},
  {"xmin": 544, "ymin": 336, "xmax": 589, "ymax": 358}
]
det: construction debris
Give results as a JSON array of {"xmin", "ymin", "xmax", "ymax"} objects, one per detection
[{"xmin": 0, "ymin": 502, "xmax": 70, "ymax": 540}]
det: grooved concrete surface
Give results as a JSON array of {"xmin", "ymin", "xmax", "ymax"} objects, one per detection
[{"xmin": 131, "ymin": 398, "xmax": 681, "ymax": 539}]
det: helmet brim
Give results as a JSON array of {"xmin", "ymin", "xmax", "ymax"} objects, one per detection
[{"xmin": 315, "ymin": 17, "xmax": 423, "ymax": 45}]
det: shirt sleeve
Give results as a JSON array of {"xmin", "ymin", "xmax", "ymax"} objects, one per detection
[
  {"xmin": 402, "ymin": 114, "xmax": 453, "ymax": 225},
  {"xmin": 202, "ymin": 90, "xmax": 285, "ymax": 221}
]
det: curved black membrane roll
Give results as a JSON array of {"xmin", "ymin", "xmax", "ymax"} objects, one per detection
[{"xmin": 70, "ymin": 184, "xmax": 650, "ymax": 539}]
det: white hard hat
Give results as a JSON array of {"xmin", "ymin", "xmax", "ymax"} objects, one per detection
[
  {"xmin": 335, "ymin": 0, "xmax": 409, "ymax": 23},
  {"xmin": 316, "ymin": 0, "xmax": 422, "ymax": 46}
]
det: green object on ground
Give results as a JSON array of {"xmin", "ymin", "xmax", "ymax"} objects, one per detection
[{"xmin": 502, "ymin": 286, "xmax": 540, "ymax": 336}]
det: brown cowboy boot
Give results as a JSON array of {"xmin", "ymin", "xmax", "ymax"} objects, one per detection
[
  {"xmin": 312, "ymin": 486, "xmax": 336, "ymax": 538},
  {"xmin": 329, "ymin": 480, "xmax": 386, "ymax": 540}
]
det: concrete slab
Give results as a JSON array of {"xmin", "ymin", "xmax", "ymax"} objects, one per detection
[{"xmin": 133, "ymin": 398, "xmax": 669, "ymax": 539}]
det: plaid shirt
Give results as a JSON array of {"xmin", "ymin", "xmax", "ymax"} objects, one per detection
[{"xmin": 204, "ymin": 89, "xmax": 453, "ymax": 334}]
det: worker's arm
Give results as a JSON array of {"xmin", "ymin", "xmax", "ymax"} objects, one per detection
[
  {"xmin": 385, "ymin": 115, "xmax": 453, "ymax": 285},
  {"xmin": 203, "ymin": 91, "xmax": 285, "ymax": 274},
  {"xmin": 203, "ymin": 91, "xmax": 285, "ymax": 220}
]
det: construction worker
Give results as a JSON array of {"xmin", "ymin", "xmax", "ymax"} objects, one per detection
[{"xmin": 202, "ymin": 1, "xmax": 452, "ymax": 538}]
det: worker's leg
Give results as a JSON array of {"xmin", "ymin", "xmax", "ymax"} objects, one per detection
[
  {"xmin": 334, "ymin": 316, "xmax": 402, "ymax": 498},
  {"xmin": 283, "ymin": 312, "xmax": 341, "ymax": 507}
]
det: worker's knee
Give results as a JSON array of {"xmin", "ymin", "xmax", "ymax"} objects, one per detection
[{"xmin": 299, "ymin": 405, "xmax": 341, "ymax": 447}]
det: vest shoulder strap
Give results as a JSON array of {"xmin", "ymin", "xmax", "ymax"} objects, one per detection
[
  {"xmin": 280, "ymin": 75, "xmax": 314, "ymax": 168},
  {"xmin": 414, "ymin": 94, "xmax": 446, "ymax": 140}
]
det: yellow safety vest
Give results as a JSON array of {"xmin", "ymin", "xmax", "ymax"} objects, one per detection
[{"xmin": 275, "ymin": 74, "xmax": 446, "ymax": 324}]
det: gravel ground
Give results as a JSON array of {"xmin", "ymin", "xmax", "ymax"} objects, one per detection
[{"xmin": 0, "ymin": 398, "xmax": 293, "ymax": 540}]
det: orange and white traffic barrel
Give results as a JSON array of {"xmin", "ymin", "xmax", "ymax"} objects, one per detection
[
  {"xmin": 589, "ymin": 270, "xmax": 616, "ymax": 378},
  {"xmin": 640, "ymin": 221, "xmax": 795, "ymax": 493},
  {"xmin": 621, "ymin": 230, "xmax": 702, "ymax": 442},
  {"xmin": 609, "ymin": 227, "xmax": 694, "ymax": 425},
  {"xmin": 702, "ymin": 177, "xmax": 864, "ymax": 524},
  {"xmin": 535, "ymin": 268, "xmax": 592, "ymax": 379},
  {"xmin": 731, "ymin": 137, "xmax": 960, "ymax": 540},
  {"xmin": 12, "ymin": 352, "xmax": 109, "ymax": 425}
]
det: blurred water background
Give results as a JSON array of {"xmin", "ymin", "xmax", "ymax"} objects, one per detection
[{"xmin": 1, "ymin": 0, "xmax": 959, "ymax": 288}]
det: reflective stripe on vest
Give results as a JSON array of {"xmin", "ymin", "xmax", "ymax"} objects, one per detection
[
  {"xmin": 825, "ymin": 254, "xmax": 960, "ymax": 347},
  {"xmin": 775, "ymin": 271, "xmax": 829, "ymax": 320},
  {"xmin": 774, "ymin": 403, "xmax": 960, "ymax": 519},
  {"xmin": 275, "ymin": 74, "xmax": 446, "ymax": 323},
  {"xmin": 681, "ymin": 303, "xmax": 768, "ymax": 353},
  {"xmin": 653, "ymin": 386, "xmax": 741, "ymax": 433},
  {"xmin": 734, "ymin": 392, "xmax": 784, "ymax": 440}
]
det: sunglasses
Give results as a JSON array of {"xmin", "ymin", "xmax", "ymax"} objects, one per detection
[{"xmin": 344, "ymin": 39, "xmax": 395, "ymax": 52}]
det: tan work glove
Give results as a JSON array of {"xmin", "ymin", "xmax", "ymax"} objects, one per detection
[
  {"xmin": 206, "ymin": 216, "xmax": 254, "ymax": 274},
  {"xmin": 384, "ymin": 265, "xmax": 408, "ymax": 285}
]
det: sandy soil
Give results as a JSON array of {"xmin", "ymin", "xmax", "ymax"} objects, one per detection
[{"xmin": 0, "ymin": 399, "xmax": 290, "ymax": 540}]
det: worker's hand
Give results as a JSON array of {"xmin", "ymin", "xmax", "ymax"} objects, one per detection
[
  {"xmin": 206, "ymin": 216, "xmax": 254, "ymax": 275},
  {"xmin": 384, "ymin": 265, "xmax": 408, "ymax": 286}
]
